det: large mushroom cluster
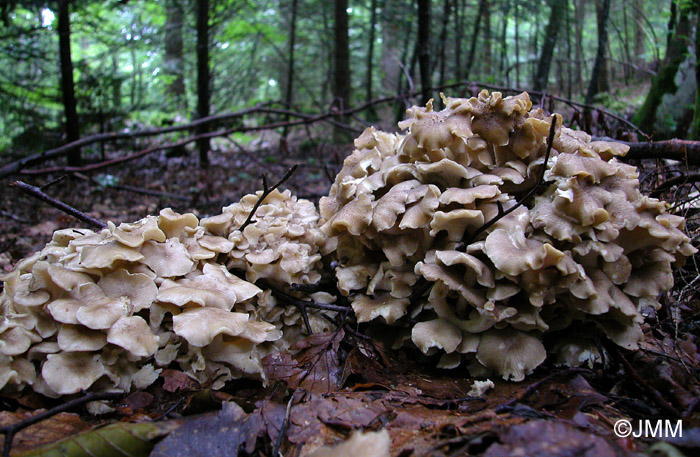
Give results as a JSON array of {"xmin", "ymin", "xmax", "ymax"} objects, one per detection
[
  {"xmin": 0, "ymin": 90, "xmax": 696, "ymax": 396},
  {"xmin": 0, "ymin": 189, "xmax": 327, "ymax": 395},
  {"xmin": 319, "ymin": 91, "xmax": 696, "ymax": 381}
]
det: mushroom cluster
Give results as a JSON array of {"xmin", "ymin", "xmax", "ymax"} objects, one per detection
[
  {"xmin": 0, "ymin": 189, "xmax": 327, "ymax": 395},
  {"xmin": 319, "ymin": 91, "xmax": 696, "ymax": 381},
  {"xmin": 0, "ymin": 90, "xmax": 696, "ymax": 395}
]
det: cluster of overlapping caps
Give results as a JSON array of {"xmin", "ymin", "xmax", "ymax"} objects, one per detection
[{"xmin": 0, "ymin": 90, "xmax": 696, "ymax": 397}]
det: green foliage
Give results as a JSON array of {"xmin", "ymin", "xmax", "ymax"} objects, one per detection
[{"xmin": 0, "ymin": 0, "xmax": 688, "ymax": 156}]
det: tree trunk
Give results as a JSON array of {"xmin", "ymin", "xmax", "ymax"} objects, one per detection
[
  {"xmin": 437, "ymin": 0, "xmax": 451, "ymax": 87},
  {"xmin": 465, "ymin": 0, "xmax": 487, "ymax": 80},
  {"xmin": 482, "ymin": 0, "xmax": 491, "ymax": 78},
  {"xmin": 632, "ymin": 1, "xmax": 691, "ymax": 134},
  {"xmin": 499, "ymin": 0, "xmax": 510, "ymax": 85},
  {"xmin": 454, "ymin": 0, "xmax": 463, "ymax": 80},
  {"xmin": 282, "ymin": 0, "xmax": 298, "ymax": 142},
  {"xmin": 366, "ymin": 0, "xmax": 378, "ymax": 104},
  {"xmin": 416, "ymin": 0, "xmax": 431, "ymax": 105},
  {"xmin": 574, "ymin": 0, "xmax": 585, "ymax": 92},
  {"xmin": 514, "ymin": 1, "xmax": 519, "ymax": 86},
  {"xmin": 164, "ymin": 0, "xmax": 185, "ymax": 110},
  {"xmin": 632, "ymin": 0, "xmax": 644, "ymax": 59},
  {"xmin": 196, "ymin": 0, "xmax": 210, "ymax": 168},
  {"xmin": 584, "ymin": 0, "xmax": 611, "ymax": 104},
  {"xmin": 533, "ymin": 0, "xmax": 566, "ymax": 92},
  {"xmin": 57, "ymin": 0, "xmax": 80, "ymax": 166},
  {"xmin": 381, "ymin": 0, "xmax": 402, "ymax": 96},
  {"xmin": 333, "ymin": 0, "xmax": 351, "ymax": 140},
  {"xmin": 689, "ymin": 8, "xmax": 700, "ymax": 139}
]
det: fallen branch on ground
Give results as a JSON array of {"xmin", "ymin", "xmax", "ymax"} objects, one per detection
[{"xmin": 10, "ymin": 180, "xmax": 107, "ymax": 229}]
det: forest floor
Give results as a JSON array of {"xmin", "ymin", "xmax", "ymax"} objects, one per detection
[{"xmin": 1, "ymin": 134, "xmax": 700, "ymax": 457}]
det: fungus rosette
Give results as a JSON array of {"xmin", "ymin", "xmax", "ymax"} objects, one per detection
[
  {"xmin": 319, "ymin": 90, "xmax": 696, "ymax": 381},
  {"xmin": 0, "ymin": 189, "xmax": 328, "ymax": 396}
]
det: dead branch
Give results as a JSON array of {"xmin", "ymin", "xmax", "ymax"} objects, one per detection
[
  {"xmin": 650, "ymin": 172, "xmax": 700, "ymax": 198},
  {"xmin": 617, "ymin": 139, "xmax": 700, "ymax": 165},
  {"xmin": 10, "ymin": 180, "xmax": 107, "ymax": 229},
  {"xmin": 0, "ymin": 391, "xmax": 122, "ymax": 457},
  {"xmin": 237, "ymin": 164, "xmax": 299, "ymax": 233}
]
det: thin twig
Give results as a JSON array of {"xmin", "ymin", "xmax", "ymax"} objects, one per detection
[
  {"xmin": 0, "ymin": 391, "xmax": 122, "ymax": 457},
  {"xmin": 258, "ymin": 279, "xmax": 351, "ymax": 335},
  {"xmin": 609, "ymin": 345, "xmax": 682, "ymax": 418},
  {"xmin": 272, "ymin": 394, "xmax": 296, "ymax": 457},
  {"xmin": 459, "ymin": 114, "xmax": 558, "ymax": 250},
  {"xmin": 237, "ymin": 164, "xmax": 299, "ymax": 233},
  {"xmin": 494, "ymin": 367, "xmax": 592, "ymax": 413},
  {"xmin": 10, "ymin": 180, "xmax": 107, "ymax": 229}
]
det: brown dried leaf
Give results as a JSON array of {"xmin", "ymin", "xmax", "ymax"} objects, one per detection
[
  {"xmin": 162, "ymin": 369, "xmax": 201, "ymax": 393},
  {"xmin": 150, "ymin": 402, "xmax": 262, "ymax": 457},
  {"xmin": 483, "ymin": 420, "xmax": 632, "ymax": 457},
  {"xmin": 0, "ymin": 411, "xmax": 92, "ymax": 455},
  {"xmin": 263, "ymin": 330, "xmax": 344, "ymax": 393}
]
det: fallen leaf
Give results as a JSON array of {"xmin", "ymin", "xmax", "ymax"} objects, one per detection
[
  {"xmin": 0, "ymin": 411, "xmax": 92, "ymax": 455},
  {"xmin": 263, "ymin": 330, "xmax": 344, "ymax": 393},
  {"xmin": 483, "ymin": 420, "xmax": 632, "ymax": 457},
  {"xmin": 13, "ymin": 420, "xmax": 181, "ymax": 457},
  {"xmin": 150, "ymin": 402, "xmax": 262, "ymax": 457},
  {"xmin": 161, "ymin": 369, "xmax": 200, "ymax": 393}
]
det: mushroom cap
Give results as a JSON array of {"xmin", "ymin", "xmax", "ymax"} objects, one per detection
[
  {"xmin": 98, "ymin": 269, "xmax": 157, "ymax": 311},
  {"xmin": 172, "ymin": 308, "xmax": 251, "ymax": 347},
  {"xmin": 476, "ymin": 328, "xmax": 546, "ymax": 381},
  {"xmin": 42, "ymin": 352, "xmax": 105, "ymax": 395},
  {"xmin": 140, "ymin": 239, "xmax": 194, "ymax": 277},
  {"xmin": 158, "ymin": 208, "xmax": 199, "ymax": 239},
  {"xmin": 411, "ymin": 318, "xmax": 462, "ymax": 354},
  {"xmin": 57, "ymin": 324, "xmax": 107, "ymax": 352},
  {"xmin": 107, "ymin": 316, "xmax": 159, "ymax": 357},
  {"xmin": 110, "ymin": 216, "xmax": 166, "ymax": 248}
]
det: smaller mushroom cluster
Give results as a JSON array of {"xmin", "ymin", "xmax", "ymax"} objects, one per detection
[
  {"xmin": 0, "ymin": 189, "xmax": 328, "ymax": 396},
  {"xmin": 319, "ymin": 91, "xmax": 696, "ymax": 381}
]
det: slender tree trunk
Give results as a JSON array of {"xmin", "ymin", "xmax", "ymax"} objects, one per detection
[
  {"xmin": 482, "ymin": 0, "xmax": 491, "ymax": 78},
  {"xmin": 454, "ymin": 0, "xmax": 463, "ymax": 80},
  {"xmin": 585, "ymin": 0, "xmax": 610, "ymax": 105},
  {"xmin": 574, "ymin": 0, "xmax": 585, "ymax": 92},
  {"xmin": 282, "ymin": 0, "xmax": 298, "ymax": 142},
  {"xmin": 196, "ymin": 0, "xmax": 210, "ymax": 168},
  {"xmin": 437, "ymin": 0, "xmax": 451, "ymax": 87},
  {"xmin": 164, "ymin": 0, "xmax": 185, "ymax": 110},
  {"xmin": 533, "ymin": 0, "xmax": 566, "ymax": 92},
  {"xmin": 366, "ymin": 0, "xmax": 378, "ymax": 103},
  {"xmin": 499, "ymin": 0, "xmax": 510, "ymax": 85},
  {"xmin": 633, "ymin": 0, "xmax": 644, "ymax": 60},
  {"xmin": 416, "ymin": 0, "xmax": 431, "ymax": 104},
  {"xmin": 595, "ymin": 0, "xmax": 610, "ymax": 93},
  {"xmin": 633, "ymin": 1, "xmax": 691, "ymax": 134},
  {"xmin": 111, "ymin": 54, "xmax": 121, "ymax": 111},
  {"xmin": 691, "ymin": 9, "xmax": 700, "ymax": 139},
  {"xmin": 57, "ymin": 0, "xmax": 80, "ymax": 166},
  {"xmin": 382, "ymin": 0, "xmax": 402, "ymax": 96},
  {"xmin": 565, "ymin": 0, "xmax": 572, "ymax": 98},
  {"xmin": 465, "ymin": 0, "xmax": 487, "ymax": 80},
  {"xmin": 514, "ymin": 0, "xmax": 519, "ymax": 86},
  {"xmin": 333, "ymin": 0, "xmax": 351, "ymax": 140}
]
